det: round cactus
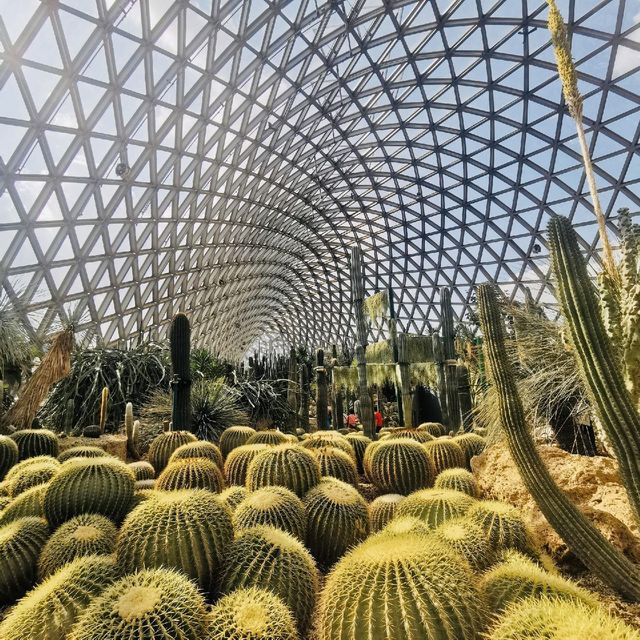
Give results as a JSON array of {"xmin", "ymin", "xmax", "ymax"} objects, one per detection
[
  {"xmin": 369, "ymin": 493, "xmax": 404, "ymax": 532},
  {"xmin": 424, "ymin": 438, "xmax": 466, "ymax": 475},
  {"xmin": 434, "ymin": 467, "xmax": 480, "ymax": 497},
  {"xmin": 481, "ymin": 553, "xmax": 597, "ymax": 614},
  {"xmin": 396, "ymin": 488, "xmax": 476, "ymax": 528},
  {"xmin": 453, "ymin": 433, "xmax": 487, "ymax": 468},
  {"xmin": 168, "ymin": 439, "xmax": 223, "ymax": 468},
  {"xmin": 38, "ymin": 513, "xmax": 117, "ymax": 579},
  {"xmin": 220, "ymin": 426, "xmax": 257, "ymax": 458},
  {"xmin": 0, "ymin": 479, "xmax": 8, "ymax": 495},
  {"xmin": 68, "ymin": 568, "xmax": 208, "ymax": 640},
  {"xmin": 8, "ymin": 459, "xmax": 59, "ymax": 497},
  {"xmin": 312, "ymin": 446, "xmax": 358, "ymax": 485},
  {"xmin": 220, "ymin": 485, "xmax": 249, "ymax": 512},
  {"xmin": 383, "ymin": 428, "xmax": 435, "ymax": 443},
  {"xmin": 58, "ymin": 446, "xmax": 108, "ymax": 463},
  {"xmin": 5, "ymin": 455, "xmax": 59, "ymax": 483},
  {"xmin": 417, "ymin": 421, "xmax": 448, "ymax": 437},
  {"xmin": 44, "ymin": 457, "xmax": 135, "ymax": 527},
  {"xmin": 362, "ymin": 440, "xmax": 380, "ymax": 477},
  {"xmin": 486, "ymin": 596, "xmax": 640, "ymax": 640},
  {"xmin": 0, "ymin": 554, "xmax": 120, "ymax": 640},
  {"xmin": 0, "ymin": 495, "xmax": 10, "ymax": 511},
  {"xmin": 344, "ymin": 433, "xmax": 371, "ymax": 473},
  {"xmin": 224, "ymin": 444, "xmax": 270, "ymax": 486},
  {"xmin": 316, "ymin": 532, "xmax": 484, "ymax": 640},
  {"xmin": 300, "ymin": 433, "xmax": 356, "ymax": 460},
  {"xmin": 0, "ymin": 435, "xmax": 19, "ymax": 479},
  {"xmin": 117, "ymin": 489, "xmax": 233, "ymax": 596},
  {"xmin": 466, "ymin": 500, "xmax": 531, "ymax": 553},
  {"xmin": 0, "ymin": 483, "xmax": 47, "ymax": 525},
  {"xmin": 246, "ymin": 444, "xmax": 321, "ymax": 498},
  {"xmin": 366, "ymin": 438, "xmax": 435, "ymax": 495},
  {"xmin": 304, "ymin": 477, "xmax": 369, "ymax": 568},
  {"xmin": 246, "ymin": 430, "xmax": 289, "ymax": 446},
  {"xmin": 134, "ymin": 479, "xmax": 156, "ymax": 491},
  {"xmin": 147, "ymin": 430, "xmax": 197, "ymax": 473},
  {"xmin": 11, "ymin": 429, "xmax": 59, "ymax": 460},
  {"xmin": 234, "ymin": 486, "xmax": 306, "ymax": 540},
  {"xmin": 0, "ymin": 517, "xmax": 50, "ymax": 604},
  {"xmin": 220, "ymin": 525, "xmax": 319, "ymax": 634},
  {"xmin": 128, "ymin": 460, "xmax": 155, "ymax": 481},
  {"xmin": 432, "ymin": 518, "xmax": 495, "ymax": 571},
  {"xmin": 379, "ymin": 515, "xmax": 433, "ymax": 538},
  {"xmin": 207, "ymin": 587, "xmax": 298, "ymax": 640},
  {"xmin": 156, "ymin": 458, "xmax": 225, "ymax": 493}
]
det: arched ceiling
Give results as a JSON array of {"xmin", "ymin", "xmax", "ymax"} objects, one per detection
[{"xmin": 0, "ymin": 0, "xmax": 639, "ymax": 359}]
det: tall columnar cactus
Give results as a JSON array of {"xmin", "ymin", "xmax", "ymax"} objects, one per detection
[
  {"xmin": 441, "ymin": 287, "xmax": 461, "ymax": 430},
  {"xmin": 219, "ymin": 425, "xmax": 256, "ymax": 458},
  {"xmin": 64, "ymin": 398, "xmax": 75, "ymax": 436},
  {"xmin": 147, "ymin": 430, "xmax": 197, "ymax": 473},
  {"xmin": 99, "ymin": 387, "xmax": 109, "ymax": 434},
  {"xmin": 170, "ymin": 313, "xmax": 192, "ymax": 431},
  {"xmin": 287, "ymin": 347, "xmax": 299, "ymax": 432},
  {"xmin": 316, "ymin": 533, "xmax": 484, "ymax": 640},
  {"xmin": 68, "ymin": 568, "xmax": 208, "ymax": 640},
  {"xmin": 299, "ymin": 363, "xmax": 310, "ymax": 432},
  {"xmin": 11, "ymin": 429, "xmax": 59, "ymax": 460},
  {"xmin": 0, "ymin": 517, "xmax": 50, "ymax": 604},
  {"xmin": 117, "ymin": 489, "xmax": 233, "ymax": 596},
  {"xmin": 224, "ymin": 444, "xmax": 270, "ymax": 486},
  {"xmin": 0, "ymin": 555, "xmax": 120, "ymax": 640},
  {"xmin": 44, "ymin": 457, "xmax": 135, "ymax": 527},
  {"xmin": 477, "ymin": 283, "xmax": 640, "ymax": 599},
  {"xmin": 396, "ymin": 488, "xmax": 476, "ymax": 528},
  {"xmin": 330, "ymin": 344, "xmax": 343, "ymax": 431},
  {"xmin": 124, "ymin": 402, "xmax": 139, "ymax": 459},
  {"xmin": 350, "ymin": 246, "xmax": 375, "ymax": 439},
  {"xmin": 316, "ymin": 349, "xmax": 329, "ymax": 430},
  {"xmin": 220, "ymin": 525, "xmax": 320, "ymax": 634},
  {"xmin": 0, "ymin": 435, "xmax": 19, "ymax": 480},
  {"xmin": 304, "ymin": 477, "xmax": 370, "ymax": 568},
  {"xmin": 457, "ymin": 363, "xmax": 474, "ymax": 431}
]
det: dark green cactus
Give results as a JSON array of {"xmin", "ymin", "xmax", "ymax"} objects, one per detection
[
  {"xmin": 155, "ymin": 457, "xmax": 225, "ymax": 493},
  {"xmin": 424, "ymin": 438, "xmax": 466, "ymax": 475},
  {"xmin": 453, "ymin": 433, "xmax": 487, "ymax": 468},
  {"xmin": 63, "ymin": 398, "xmax": 75, "ymax": 436},
  {"xmin": 344, "ymin": 433, "xmax": 371, "ymax": 474},
  {"xmin": 117, "ymin": 489, "xmax": 233, "ymax": 596},
  {"xmin": 434, "ymin": 468, "xmax": 480, "ymax": 497},
  {"xmin": 312, "ymin": 446, "xmax": 359, "ymax": 485},
  {"xmin": 58, "ymin": 446, "xmax": 108, "ymax": 463},
  {"xmin": 219, "ymin": 485, "xmax": 249, "ymax": 512},
  {"xmin": 8, "ymin": 459, "xmax": 59, "ymax": 497},
  {"xmin": 441, "ymin": 287, "xmax": 461, "ymax": 430},
  {"xmin": 0, "ymin": 483, "xmax": 47, "ymax": 525},
  {"xmin": 477, "ymin": 282, "xmax": 640, "ymax": 599},
  {"xmin": 224, "ymin": 444, "xmax": 270, "ymax": 486},
  {"xmin": 369, "ymin": 493, "xmax": 404, "ymax": 532},
  {"xmin": 147, "ymin": 430, "xmax": 197, "ymax": 473},
  {"xmin": 316, "ymin": 349, "xmax": 329, "ymax": 430},
  {"xmin": 246, "ymin": 430, "xmax": 289, "ymax": 446},
  {"xmin": 0, "ymin": 517, "xmax": 50, "ymax": 604},
  {"xmin": 38, "ymin": 513, "xmax": 117, "ymax": 579},
  {"xmin": 168, "ymin": 440, "xmax": 223, "ymax": 467},
  {"xmin": 0, "ymin": 435, "xmax": 18, "ymax": 480},
  {"xmin": 220, "ymin": 525, "xmax": 320, "ymax": 634},
  {"xmin": 127, "ymin": 461, "xmax": 155, "ymax": 481},
  {"xmin": 219, "ymin": 425, "xmax": 256, "ymax": 458},
  {"xmin": 432, "ymin": 518, "xmax": 495, "ymax": 571},
  {"xmin": 11, "ymin": 429, "xmax": 59, "ymax": 460},
  {"xmin": 299, "ymin": 361, "xmax": 310, "ymax": 432},
  {"xmin": 170, "ymin": 313, "xmax": 192, "ymax": 431},
  {"xmin": 417, "ymin": 421, "xmax": 447, "ymax": 437},
  {"xmin": 246, "ymin": 444, "xmax": 321, "ymax": 498},
  {"xmin": 44, "ymin": 457, "xmax": 135, "ymax": 527},
  {"xmin": 396, "ymin": 488, "xmax": 476, "ymax": 528}
]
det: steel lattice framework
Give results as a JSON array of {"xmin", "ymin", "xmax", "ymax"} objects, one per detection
[{"xmin": 0, "ymin": 0, "xmax": 639, "ymax": 359}]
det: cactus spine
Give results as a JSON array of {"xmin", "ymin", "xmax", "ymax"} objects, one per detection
[
  {"xmin": 477, "ymin": 282, "xmax": 640, "ymax": 600},
  {"xmin": 316, "ymin": 349, "xmax": 329, "ymax": 430},
  {"xmin": 170, "ymin": 313, "xmax": 192, "ymax": 431},
  {"xmin": 99, "ymin": 387, "xmax": 109, "ymax": 434}
]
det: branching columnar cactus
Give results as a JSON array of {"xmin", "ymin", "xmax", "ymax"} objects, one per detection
[
  {"xmin": 481, "ymin": 553, "xmax": 597, "ymax": 614},
  {"xmin": 0, "ymin": 435, "xmax": 18, "ymax": 479},
  {"xmin": 207, "ymin": 587, "xmax": 299, "ymax": 640},
  {"xmin": 11, "ymin": 429, "xmax": 59, "ymax": 460},
  {"xmin": 124, "ymin": 402, "xmax": 139, "ymax": 459},
  {"xmin": 417, "ymin": 422, "xmax": 447, "ymax": 437},
  {"xmin": 396, "ymin": 488, "xmax": 475, "ymax": 528},
  {"xmin": 170, "ymin": 313, "xmax": 192, "ymax": 431},
  {"xmin": 434, "ymin": 468, "xmax": 480, "ymax": 498},
  {"xmin": 44, "ymin": 457, "xmax": 135, "ymax": 527},
  {"xmin": 246, "ymin": 444, "xmax": 321, "ymax": 498},
  {"xmin": 304, "ymin": 477, "xmax": 370, "ymax": 568},
  {"xmin": 219, "ymin": 485, "xmax": 249, "ymax": 512},
  {"xmin": 0, "ymin": 483, "xmax": 47, "ymax": 525},
  {"xmin": 312, "ymin": 446, "xmax": 359, "ymax": 485},
  {"xmin": 487, "ymin": 595, "xmax": 640, "ymax": 640},
  {"xmin": 316, "ymin": 349, "xmax": 329, "ymax": 430},
  {"xmin": 246, "ymin": 430, "xmax": 289, "ymax": 446},
  {"xmin": 117, "ymin": 489, "xmax": 233, "ymax": 596},
  {"xmin": 366, "ymin": 438, "xmax": 435, "ymax": 495},
  {"xmin": 220, "ymin": 426, "xmax": 257, "ymax": 458},
  {"xmin": 344, "ymin": 433, "xmax": 371, "ymax": 473},
  {"xmin": 169, "ymin": 440, "xmax": 224, "ymax": 467},
  {"xmin": 424, "ymin": 438, "xmax": 466, "ymax": 475},
  {"xmin": 453, "ymin": 433, "xmax": 487, "ymax": 468},
  {"xmin": 224, "ymin": 444, "xmax": 270, "ymax": 486},
  {"xmin": 316, "ymin": 532, "xmax": 484, "ymax": 640},
  {"xmin": 0, "ymin": 516, "xmax": 50, "ymax": 604},
  {"xmin": 156, "ymin": 458, "xmax": 225, "ymax": 493},
  {"xmin": 369, "ymin": 493, "xmax": 404, "ymax": 532},
  {"xmin": 38, "ymin": 513, "xmax": 117, "ymax": 579},
  {"xmin": 58, "ymin": 446, "xmax": 107, "ymax": 463},
  {"xmin": 432, "ymin": 518, "xmax": 494, "ymax": 571},
  {"xmin": 147, "ymin": 430, "xmax": 197, "ymax": 473},
  {"xmin": 0, "ymin": 555, "xmax": 120, "ymax": 640},
  {"xmin": 233, "ymin": 486, "xmax": 306, "ymax": 540},
  {"xmin": 99, "ymin": 387, "xmax": 109, "ymax": 434},
  {"xmin": 477, "ymin": 283, "xmax": 640, "ymax": 599},
  {"xmin": 8, "ymin": 459, "xmax": 59, "ymax": 497},
  {"xmin": 548, "ymin": 217, "xmax": 640, "ymax": 526},
  {"xmin": 128, "ymin": 461, "xmax": 155, "ymax": 481},
  {"xmin": 68, "ymin": 568, "xmax": 208, "ymax": 640},
  {"xmin": 220, "ymin": 525, "xmax": 319, "ymax": 634}
]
